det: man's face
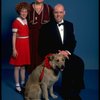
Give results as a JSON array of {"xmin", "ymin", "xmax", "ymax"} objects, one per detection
[{"xmin": 53, "ymin": 6, "xmax": 65, "ymax": 23}]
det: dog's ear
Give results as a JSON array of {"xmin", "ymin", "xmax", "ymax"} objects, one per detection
[{"xmin": 48, "ymin": 55, "xmax": 55, "ymax": 61}]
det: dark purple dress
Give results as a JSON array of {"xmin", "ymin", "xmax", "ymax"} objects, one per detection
[{"xmin": 27, "ymin": 3, "xmax": 53, "ymax": 73}]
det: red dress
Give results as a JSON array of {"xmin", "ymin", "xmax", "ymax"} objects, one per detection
[
  {"xmin": 9, "ymin": 17, "xmax": 30, "ymax": 66},
  {"xmin": 27, "ymin": 3, "xmax": 53, "ymax": 72}
]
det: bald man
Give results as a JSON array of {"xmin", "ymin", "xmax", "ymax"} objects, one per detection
[{"xmin": 38, "ymin": 4, "xmax": 85, "ymax": 100}]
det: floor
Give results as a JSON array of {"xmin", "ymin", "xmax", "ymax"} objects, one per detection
[{"xmin": 1, "ymin": 64, "xmax": 99, "ymax": 100}]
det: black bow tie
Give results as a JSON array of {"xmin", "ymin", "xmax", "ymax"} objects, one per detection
[{"xmin": 58, "ymin": 23, "xmax": 64, "ymax": 26}]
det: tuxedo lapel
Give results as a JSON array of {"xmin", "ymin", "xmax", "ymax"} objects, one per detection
[
  {"xmin": 56, "ymin": 22, "xmax": 66, "ymax": 44},
  {"xmin": 63, "ymin": 22, "xmax": 67, "ymax": 44},
  {"xmin": 51, "ymin": 21, "xmax": 65, "ymax": 45},
  {"xmin": 51, "ymin": 23, "xmax": 62, "ymax": 44},
  {"xmin": 56, "ymin": 26, "xmax": 63, "ymax": 44}
]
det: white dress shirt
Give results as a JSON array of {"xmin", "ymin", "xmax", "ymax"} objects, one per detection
[{"xmin": 57, "ymin": 20, "xmax": 64, "ymax": 44}]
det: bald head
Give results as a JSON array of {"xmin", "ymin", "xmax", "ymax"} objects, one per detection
[
  {"xmin": 53, "ymin": 4, "xmax": 65, "ymax": 23},
  {"xmin": 54, "ymin": 4, "xmax": 65, "ymax": 11}
]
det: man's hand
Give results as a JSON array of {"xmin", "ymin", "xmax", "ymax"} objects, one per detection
[{"xmin": 58, "ymin": 50, "xmax": 71, "ymax": 59}]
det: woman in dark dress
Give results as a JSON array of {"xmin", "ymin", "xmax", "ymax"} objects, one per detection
[{"xmin": 27, "ymin": 0, "xmax": 54, "ymax": 73}]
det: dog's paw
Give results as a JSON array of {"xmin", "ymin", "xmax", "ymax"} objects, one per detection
[
  {"xmin": 43, "ymin": 98, "xmax": 49, "ymax": 100},
  {"xmin": 51, "ymin": 94, "xmax": 58, "ymax": 99},
  {"xmin": 43, "ymin": 96, "xmax": 49, "ymax": 100}
]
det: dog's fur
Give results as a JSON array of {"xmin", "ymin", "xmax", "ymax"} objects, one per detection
[{"xmin": 24, "ymin": 53, "xmax": 66, "ymax": 100}]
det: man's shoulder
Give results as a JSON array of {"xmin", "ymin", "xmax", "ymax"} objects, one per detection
[
  {"xmin": 41, "ymin": 21, "xmax": 55, "ymax": 32},
  {"xmin": 64, "ymin": 20, "xmax": 73, "ymax": 25},
  {"xmin": 43, "ymin": 21, "xmax": 54, "ymax": 26}
]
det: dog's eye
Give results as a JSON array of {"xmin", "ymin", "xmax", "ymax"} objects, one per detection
[
  {"xmin": 56, "ymin": 59, "xmax": 59, "ymax": 62},
  {"xmin": 62, "ymin": 59, "xmax": 64, "ymax": 61}
]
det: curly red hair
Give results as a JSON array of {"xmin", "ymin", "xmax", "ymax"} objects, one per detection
[{"xmin": 16, "ymin": 2, "xmax": 30, "ymax": 14}]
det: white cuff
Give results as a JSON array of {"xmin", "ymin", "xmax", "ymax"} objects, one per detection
[
  {"xmin": 65, "ymin": 50, "xmax": 71, "ymax": 55},
  {"xmin": 12, "ymin": 28, "xmax": 18, "ymax": 33}
]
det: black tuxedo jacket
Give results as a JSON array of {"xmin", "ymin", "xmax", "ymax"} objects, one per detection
[{"xmin": 38, "ymin": 20, "xmax": 76, "ymax": 57}]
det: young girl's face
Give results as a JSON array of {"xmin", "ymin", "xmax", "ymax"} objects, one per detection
[{"xmin": 20, "ymin": 8, "xmax": 28, "ymax": 19}]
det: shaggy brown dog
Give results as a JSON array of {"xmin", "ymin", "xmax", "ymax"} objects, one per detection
[{"xmin": 24, "ymin": 53, "xmax": 67, "ymax": 100}]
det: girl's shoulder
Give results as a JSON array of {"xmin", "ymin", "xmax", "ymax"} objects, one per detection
[{"xmin": 12, "ymin": 18, "xmax": 19, "ymax": 25}]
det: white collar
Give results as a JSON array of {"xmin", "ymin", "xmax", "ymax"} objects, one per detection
[
  {"xmin": 58, "ymin": 20, "xmax": 64, "ymax": 24},
  {"xmin": 16, "ymin": 17, "xmax": 26, "ymax": 25}
]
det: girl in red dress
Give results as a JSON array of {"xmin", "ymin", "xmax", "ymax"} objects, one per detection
[
  {"xmin": 27, "ymin": 0, "xmax": 54, "ymax": 73},
  {"xmin": 9, "ymin": 2, "xmax": 30, "ymax": 94}
]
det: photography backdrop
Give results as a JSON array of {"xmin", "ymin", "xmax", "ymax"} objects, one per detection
[{"xmin": 1, "ymin": 0, "xmax": 99, "ymax": 69}]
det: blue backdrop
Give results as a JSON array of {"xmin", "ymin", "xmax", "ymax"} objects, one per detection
[{"xmin": 1, "ymin": 0, "xmax": 99, "ymax": 69}]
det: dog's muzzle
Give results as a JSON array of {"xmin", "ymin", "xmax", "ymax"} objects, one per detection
[
  {"xmin": 56, "ymin": 65, "xmax": 65, "ymax": 71},
  {"xmin": 60, "ymin": 65, "xmax": 65, "ymax": 71}
]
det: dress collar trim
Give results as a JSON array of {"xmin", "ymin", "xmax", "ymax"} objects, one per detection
[{"xmin": 16, "ymin": 17, "xmax": 26, "ymax": 25}]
